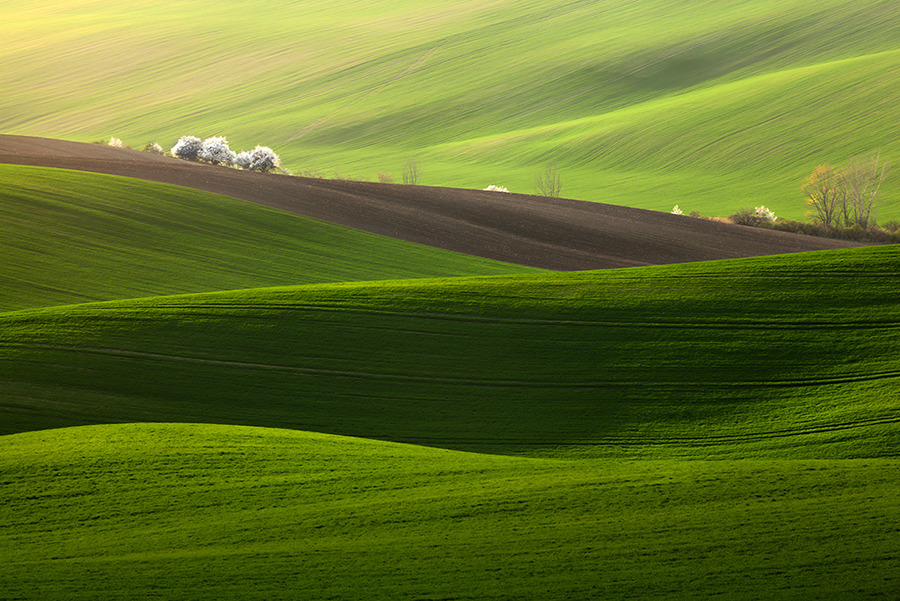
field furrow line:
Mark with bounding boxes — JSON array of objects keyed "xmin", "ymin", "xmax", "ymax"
[
  {"xmin": 393, "ymin": 415, "xmax": 900, "ymax": 448},
  {"xmin": 79, "ymin": 302, "xmax": 900, "ymax": 331},
  {"xmin": 4, "ymin": 343, "xmax": 900, "ymax": 390}
]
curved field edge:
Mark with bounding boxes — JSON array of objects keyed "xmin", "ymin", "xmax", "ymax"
[
  {"xmin": 1, "ymin": 244, "xmax": 897, "ymax": 459},
  {"xmin": 0, "ymin": 164, "xmax": 538, "ymax": 311},
  {"xmin": 0, "ymin": 136, "xmax": 862, "ymax": 273},
  {"xmin": 1, "ymin": 422, "xmax": 898, "ymax": 601}
]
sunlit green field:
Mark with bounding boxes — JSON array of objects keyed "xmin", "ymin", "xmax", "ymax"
[
  {"xmin": 0, "ymin": 164, "xmax": 537, "ymax": 311},
  {"xmin": 2, "ymin": 0, "xmax": 898, "ymax": 218},
  {"xmin": 2, "ymin": 423, "xmax": 897, "ymax": 600}
]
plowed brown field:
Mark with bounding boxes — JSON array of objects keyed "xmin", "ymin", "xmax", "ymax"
[{"xmin": 0, "ymin": 135, "xmax": 858, "ymax": 270}]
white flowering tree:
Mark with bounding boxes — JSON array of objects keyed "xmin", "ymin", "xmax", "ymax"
[
  {"xmin": 246, "ymin": 146, "xmax": 281, "ymax": 173},
  {"xmin": 171, "ymin": 136, "xmax": 203, "ymax": 161},
  {"xmin": 235, "ymin": 151, "xmax": 253, "ymax": 170},
  {"xmin": 171, "ymin": 135, "xmax": 284, "ymax": 173},
  {"xmin": 198, "ymin": 136, "xmax": 237, "ymax": 166},
  {"xmin": 483, "ymin": 185, "xmax": 510, "ymax": 192}
]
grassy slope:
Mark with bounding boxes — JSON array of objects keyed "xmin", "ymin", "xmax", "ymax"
[
  {"xmin": 1, "ymin": 423, "xmax": 897, "ymax": 600},
  {"xmin": 0, "ymin": 164, "xmax": 537, "ymax": 311},
  {"xmin": 2, "ymin": 244, "xmax": 897, "ymax": 459},
  {"xmin": 2, "ymin": 0, "xmax": 898, "ymax": 219}
]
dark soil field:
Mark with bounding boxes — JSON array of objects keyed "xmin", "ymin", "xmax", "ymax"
[{"xmin": 0, "ymin": 135, "xmax": 858, "ymax": 270}]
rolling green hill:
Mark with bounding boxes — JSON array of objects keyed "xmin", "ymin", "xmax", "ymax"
[
  {"xmin": 3, "ymin": 3, "xmax": 899, "ymax": 597},
  {"xmin": 3, "ymin": 244, "xmax": 897, "ymax": 459},
  {"xmin": 1, "ymin": 423, "xmax": 898, "ymax": 600},
  {"xmin": 2, "ymin": 0, "xmax": 898, "ymax": 219},
  {"xmin": 0, "ymin": 164, "xmax": 537, "ymax": 312}
]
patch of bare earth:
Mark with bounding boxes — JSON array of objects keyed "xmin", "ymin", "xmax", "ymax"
[{"xmin": 0, "ymin": 135, "xmax": 859, "ymax": 270}]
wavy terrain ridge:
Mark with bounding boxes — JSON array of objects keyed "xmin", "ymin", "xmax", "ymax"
[
  {"xmin": 2, "ymin": 2, "xmax": 899, "ymax": 597},
  {"xmin": 0, "ymin": 136, "xmax": 857, "ymax": 273},
  {"xmin": 1, "ymin": 165, "xmax": 898, "ymax": 598},
  {"xmin": 2, "ymin": 244, "xmax": 897, "ymax": 459},
  {"xmin": 0, "ymin": 161, "xmax": 539, "ymax": 312}
]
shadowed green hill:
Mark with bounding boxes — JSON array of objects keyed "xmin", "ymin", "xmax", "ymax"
[
  {"xmin": 2, "ymin": 244, "xmax": 897, "ymax": 458},
  {"xmin": 1, "ymin": 423, "xmax": 897, "ymax": 600},
  {"xmin": 0, "ymin": 164, "xmax": 537, "ymax": 311},
  {"xmin": 2, "ymin": 0, "xmax": 898, "ymax": 219}
]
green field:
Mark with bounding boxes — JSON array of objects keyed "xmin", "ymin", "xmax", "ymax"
[
  {"xmin": 2, "ymin": 236, "xmax": 898, "ymax": 598},
  {"xmin": 3, "ymin": 1, "xmax": 899, "ymax": 597},
  {"xmin": 2, "ymin": 423, "xmax": 897, "ymax": 600},
  {"xmin": 3, "ymin": 244, "xmax": 898, "ymax": 458},
  {"xmin": 2, "ymin": 0, "xmax": 897, "ymax": 219},
  {"xmin": 0, "ymin": 164, "xmax": 537, "ymax": 312}
]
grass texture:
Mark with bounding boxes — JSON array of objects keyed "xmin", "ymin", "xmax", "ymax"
[
  {"xmin": 2, "ymin": 0, "xmax": 898, "ymax": 219},
  {"xmin": 0, "ymin": 164, "xmax": 538, "ymax": 312},
  {"xmin": 1, "ymin": 423, "xmax": 897, "ymax": 600},
  {"xmin": 2, "ymin": 219, "xmax": 897, "ymax": 598},
  {"xmin": 2, "ymin": 244, "xmax": 897, "ymax": 459}
]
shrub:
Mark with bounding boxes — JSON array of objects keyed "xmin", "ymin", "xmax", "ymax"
[
  {"xmin": 772, "ymin": 219, "xmax": 828, "ymax": 237},
  {"xmin": 671, "ymin": 205, "xmax": 683, "ymax": 215},
  {"xmin": 198, "ymin": 136, "xmax": 236, "ymax": 166},
  {"xmin": 730, "ymin": 207, "xmax": 762, "ymax": 226},
  {"xmin": 171, "ymin": 136, "xmax": 203, "ymax": 161},
  {"xmin": 881, "ymin": 220, "xmax": 900, "ymax": 233},
  {"xmin": 142, "ymin": 142, "xmax": 165, "ymax": 155},
  {"xmin": 377, "ymin": 172, "xmax": 394, "ymax": 184},
  {"xmin": 730, "ymin": 206, "xmax": 777, "ymax": 227},
  {"xmin": 484, "ymin": 185, "xmax": 510, "ymax": 192},
  {"xmin": 107, "ymin": 137, "xmax": 124, "ymax": 148},
  {"xmin": 754, "ymin": 205, "xmax": 777, "ymax": 223}
]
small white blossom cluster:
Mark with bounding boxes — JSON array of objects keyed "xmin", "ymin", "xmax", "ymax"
[
  {"xmin": 171, "ymin": 136, "xmax": 282, "ymax": 173},
  {"xmin": 107, "ymin": 137, "xmax": 124, "ymax": 148},
  {"xmin": 483, "ymin": 185, "xmax": 510, "ymax": 192},
  {"xmin": 671, "ymin": 204, "xmax": 683, "ymax": 215},
  {"xmin": 754, "ymin": 205, "xmax": 777, "ymax": 222}
]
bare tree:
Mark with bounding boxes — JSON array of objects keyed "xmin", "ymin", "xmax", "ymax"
[
  {"xmin": 802, "ymin": 164, "xmax": 843, "ymax": 227},
  {"xmin": 402, "ymin": 158, "xmax": 420, "ymax": 185},
  {"xmin": 535, "ymin": 162, "xmax": 562, "ymax": 198},
  {"xmin": 803, "ymin": 154, "xmax": 890, "ymax": 229},
  {"xmin": 842, "ymin": 152, "xmax": 888, "ymax": 228}
]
